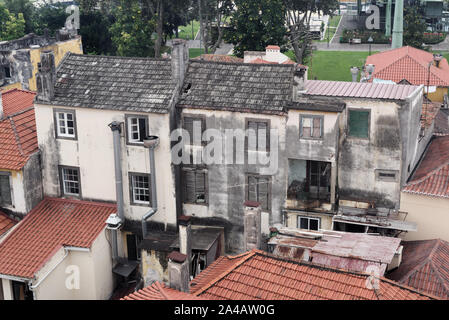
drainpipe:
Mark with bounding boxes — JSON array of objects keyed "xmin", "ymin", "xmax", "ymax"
[
  {"xmin": 108, "ymin": 121, "xmax": 125, "ymax": 262},
  {"xmin": 142, "ymin": 136, "xmax": 160, "ymax": 239}
]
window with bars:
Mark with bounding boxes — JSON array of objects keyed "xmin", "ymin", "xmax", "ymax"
[
  {"xmin": 246, "ymin": 175, "xmax": 271, "ymax": 211},
  {"xmin": 59, "ymin": 166, "xmax": 81, "ymax": 197},
  {"xmin": 348, "ymin": 109, "xmax": 370, "ymax": 138},
  {"xmin": 0, "ymin": 173, "xmax": 12, "ymax": 206},
  {"xmin": 54, "ymin": 110, "xmax": 76, "ymax": 139},
  {"xmin": 129, "ymin": 173, "xmax": 151, "ymax": 205},
  {"xmin": 300, "ymin": 115, "xmax": 323, "ymax": 139},
  {"xmin": 183, "ymin": 168, "xmax": 207, "ymax": 204},
  {"xmin": 297, "ymin": 216, "xmax": 320, "ymax": 231},
  {"xmin": 246, "ymin": 120, "xmax": 270, "ymax": 152},
  {"xmin": 183, "ymin": 116, "xmax": 205, "ymax": 146},
  {"xmin": 126, "ymin": 115, "xmax": 148, "ymax": 144}
]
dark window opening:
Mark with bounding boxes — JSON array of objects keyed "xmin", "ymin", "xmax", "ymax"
[
  {"xmin": 297, "ymin": 216, "xmax": 320, "ymax": 231},
  {"xmin": 0, "ymin": 174, "xmax": 12, "ymax": 206},
  {"xmin": 348, "ymin": 110, "xmax": 370, "ymax": 138},
  {"xmin": 126, "ymin": 116, "xmax": 148, "ymax": 144},
  {"xmin": 4, "ymin": 66, "xmax": 11, "ymax": 78},
  {"xmin": 126, "ymin": 234, "xmax": 141, "ymax": 261},
  {"xmin": 333, "ymin": 222, "xmax": 366, "ymax": 233},
  {"xmin": 12, "ymin": 281, "xmax": 33, "ymax": 300}
]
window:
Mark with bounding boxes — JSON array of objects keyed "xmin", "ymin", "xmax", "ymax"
[
  {"xmin": 300, "ymin": 115, "xmax": 323, "ymax": 139},
  {"xmin": 0, "ymin": 173, "xmax": 12, "ymax": 206},
  {"xmin": 246, "ymin": 119, "xmax": 270, "ymax": 151},
  {"xmin": 4, "ymin": 65, "xmax": 11, "ymax": 79},
  {"xmin": 126, "ymin": 115, "xmax": 148, "ymax": 144},
  {"xmin": 54, "ymin": 109, "xmax": 77, "ymax": 139},
  {"xmin": 12, "ymin": 281, "xmax": 33, "ymax": 300},
  {"xmin": 246, "ymin": 175, "xmax": 271, "ymax": 211},
  {"xmin": 183, "ymin": 116, "xmax": 205, "ymax": 145},
  {"xmin": 126, "ymin": 234, "xmax": 142, "ymax": 261},
  {"xmin": 297, "ymin": 216, "xmax": 320, "ymax": 231},
  {"xmin": 183, "ymin": 168, "xmax": 207, "ymax": 204},
  {"xmin": 348, "ymin": 109, "xmax": 370, "ymax": 138},
  {"xmin": 375, "ymin": 169, "xmax": 398, "ymax": 182},
  {"xmin": 59, "ymin": 166, "xmax": 81, "ymax": 197},
  {"xmin": 129, "ymin": 173, "xmax": 151, "ymax": 205}
]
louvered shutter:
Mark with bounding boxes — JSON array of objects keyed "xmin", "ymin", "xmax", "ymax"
[
  {"xmin": 184, "ymin": 170, "xmax": 196, "ymax": 203},
  {"xmin": 257, "ymin": 122, "xmax": 268, "ymax": 151},
  {"xmin": 0, "ymin": 175, "xmax": 12, "ymax": 205},
  {"xmin": 247, "ymin": 176, "xmax": 257, "ymax": 202},
  {"xmin": 195, "ymin": 171, "xmax": 206, "ymax": 203},
  {"xmin": 258, "ymin": 177, "xmax": 269, "ymax": 210},
  {"xmin": 349, "ymin": 110, "xmax": 369, "ymax": 138},
  {"xmin": 183, "ymin": 117, "xmax": 194, "ymax": 144},
  {"xmin": 247, "ymin": 121, "xmax": 258, "ymax": 151},
  {"xmin": 312, "ymin": 118, "xmax": 321, "ymax": 138}
]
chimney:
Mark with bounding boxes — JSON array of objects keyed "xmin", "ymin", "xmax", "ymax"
[
  {"xmin": 243, "ymin": 201, "xmax": 262, "ymax": 251},
  {"xmin": 36, "ymin": 51, "xmax": 56, "ymax": 102},
  {"xmin": 293, "ymin": 66, "xmax": 307, "ymax": 100},
  {"xmin": 433, "ymin": 54, "xmax": 443, "ymax": 68},
  {"xmin": 171, "ymin": 39, "xmax": 188, "ymax": 86},
  {"xmin": 178, "ymin": 215, "xmax": 192, "ymax": 276},
  {"xmin": 266, "ymin": 45, "xmax": 280, "ymax": 62},
  {"xmin": 168, "ymin": 251, "xmax": 190, "ymax": 293},
  {"xmin": 0, "ymin": 91, "xmax": 3, "ymax": 120},
  {"xmin": 350, "ymin": 66, "xmax": 359, "ymax": 82}
]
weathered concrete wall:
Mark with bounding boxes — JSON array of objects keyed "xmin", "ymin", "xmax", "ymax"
[
  {"xmin": 34, "ymin": 104, "xmax": 177, "ymax": 228},
  {"xmin": 22, "ymin": 152, "xmax": 43, "ymax": 213},
  {"xmin": 0, "ymin": 50, "xmax": 33, "ymax": 91},
  {"xmin": 0, "ymin": 169, "xmax": 27, "ymax": 216},
  {"xmin": 179, "ymin": 108, "xmax": 287, "ymax": 254},
  {"xmin": 141, "ymin": 249, "xmax": 169, "ymax": 286},
  {"xmin": 338, "ymin": 99, "xmax": 403, "ymax": 208}
]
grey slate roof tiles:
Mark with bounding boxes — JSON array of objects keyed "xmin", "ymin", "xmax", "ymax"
[
  {"xmin": 177, "ymin": 60, "xmax": 295, "ymax": 115},
  {"xmin": 45, "ymin": 53, "xmax": 176, "ymax": 113}
]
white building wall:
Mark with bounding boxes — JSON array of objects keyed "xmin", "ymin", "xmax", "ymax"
[
  {"xmin": 0, "ymin": 170, "xmax": 27, "ymax": 215},
  {"xmin": 34, "ymin": 104, "xmax": 177, "ymax": 227}
]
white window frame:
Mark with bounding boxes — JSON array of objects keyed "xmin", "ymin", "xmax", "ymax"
[
  {"xmin": 60, "ymin": 166, "xmax": 81, "ymax": 197},
  {"xmin": 130, "ymin": 173, "xmax": 150, "ymax": 205},
  {"xmin": 126, "ymin": 116, "xmax": 148, "ymax": 144},
  {"xmin": 297, "ymin": 216, "xmax": 320, "ymax": 231},
  {"xmin": 55, "ymin": 111, "xmax": 76, "ymax": 139}
]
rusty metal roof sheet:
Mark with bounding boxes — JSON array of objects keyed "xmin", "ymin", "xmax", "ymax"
[{"xmin": 304, "ymin": 80, "xmax": 421, "ymax": 101}]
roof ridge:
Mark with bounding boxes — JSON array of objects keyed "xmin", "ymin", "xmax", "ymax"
[
  {"xmin": 193, "ymin": 250, "xmax": 257, "ymax": 296},
  {"xmin": 44, "ymin": 196, "xmax": 117, "ymax": 208},
  {"xmin": 8, "ymin": 117, "xmax": 25, "ymax": 157},
  {"xmin": 155, "ymin": 281, "xmax": 169, "ymax": 300},
  {"xmin": 406, "ymin": 162, "xmax": 449, "ymax": 186},
  {"xmin": 189, "ymin": 58, "xmax": 296, "ymax": 68},
  {"xmin": 68, "ymin": 53, "xmax": 170, "ymax": 62}
]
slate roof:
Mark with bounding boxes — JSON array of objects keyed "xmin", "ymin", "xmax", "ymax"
[
  {"xmin": 304, "ymin": 80, "xmax": 421, "ymax": 101},
  {"xmin": 388, "ymin": 239, "xmax": 449, "ymax": 299},
  {"xmin": 189, "ymin": 250, "xmax": 436, "ymax": 300},
  {"xmin": 288, "ymin": 99, "xmax": 346, "ymax": 112},
  {"xmin": 0, "ymin": 90, "xmax": 38, "ymax": 171},
  {"xmin": 122, "ymin": 281, "xmax": 204, "ymax": 300},
  {"xmin": 177, "ymin": 60, "xmax": 294, "ymax": 115},
  {"xmin": 403, "ymin": 136, "xmax": 449, "ymax": 198},
  {"xmin": 44, "ymin": 53, "xmax": 177, "ymax": 113},
  {"xmin": 0, "ymin": 197, "xmax": 116, "ymax": 278},
  {"xmin": 366, "ymin": 46, "xmax": 449, "ymax": 87},
  {"xmin": 0, "ymin": 211, "xmax": 16, "ymax": 237}
]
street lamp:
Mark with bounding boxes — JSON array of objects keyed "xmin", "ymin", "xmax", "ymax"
[{"xmin": 368, "ymin": 36, "xmax": 373, "ymax": 56}]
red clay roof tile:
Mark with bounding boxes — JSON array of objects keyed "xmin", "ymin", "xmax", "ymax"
[
  {"xmin": 122, "ymin": 281, "xmax": 204, "ymax": 300},
  {"xmin": 0, "ymin": 197, "xmax": 116, "ymax": 278},
  {"xmin": 0, "ymin": 211, "xmax": 16, "ymax": 237},
  {"xmin": 1, "ymin": 89, "xmax": 36, "ymax": 117}
]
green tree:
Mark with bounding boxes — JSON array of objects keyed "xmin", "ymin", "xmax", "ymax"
[
  {"xmin": 109, "ymin": 0, "xmax": 156, "ymax": 57},
  {"xmin": 4, "ymin": 0, "xmax": 36, "ymax": 34},
  {"xmin": 0, "ymin": 5, "xmax": 26, "ymax": 41},
  {"xmin": 33, "ymin": 2, "xmax": 68, "ymax": 35},
  {"xmin": 403, "ymin": 5, "xmax": 426, "ymax": 49},
  {"xmin": 225, "ymin": 0, "xmax": 287, "ymax": 58}
]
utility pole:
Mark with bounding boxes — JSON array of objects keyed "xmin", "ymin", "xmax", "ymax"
[
  {"xmin": 392, "ymin": 0, "xmax": 404, "ymax": 49},
  {"xmin": 385, "ymin": 0, "xmax": 392, "ymax": 37}
]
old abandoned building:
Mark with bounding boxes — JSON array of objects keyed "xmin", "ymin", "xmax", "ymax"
[{"xmin": 0, "ymin": 30, "xmax": 83, "ymax": 92}]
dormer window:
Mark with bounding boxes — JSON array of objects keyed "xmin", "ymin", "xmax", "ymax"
[{"xmin": 126, "ymin": 115, "xmax": 148, "ymax": 145}]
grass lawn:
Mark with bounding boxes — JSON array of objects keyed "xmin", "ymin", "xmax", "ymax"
[
  {"xmin": 306, "ymin": 51, "xmax": 376, "ymax": 81},
  {"xmin": 189, "ymin": 48, "xmax": 204, "ymax": 58},
  {"xmin": 315, "ymin": 15, "xmax": 341, "ymax": 43},
  {"xmin": 178, "ymin": 21, "xmax": 200, "ymax": 40}
]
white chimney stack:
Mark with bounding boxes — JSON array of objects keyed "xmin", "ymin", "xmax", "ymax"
[
  {"xmin": 0, "ymin": 91, "xmax": 4, "ymax": 120},
  {"xmin": 265, "ymin": 45, "xmax": 281, "ymax": 62},
  {"xmin": 168, "ymin": 251, "xmax": 190, "ymax": 293},
  {"xmin": 178, "ymin": 215, "xmax": 192, "ymax": 276}
]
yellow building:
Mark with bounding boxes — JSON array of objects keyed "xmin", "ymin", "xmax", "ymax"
[{"xmin": 0, "ymin": 32, "xmax": 83, "ymax": 92}]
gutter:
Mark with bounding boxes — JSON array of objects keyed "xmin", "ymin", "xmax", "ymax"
[
  {"xmin": 142, "ymin": 136, "xmax": 160, "ymax": 239},
  {"xmin": 29, "ymin": 248, "xmax": 69, "ymax": 290}
]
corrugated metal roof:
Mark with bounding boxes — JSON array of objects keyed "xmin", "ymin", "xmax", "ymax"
[{"xmin": 304, "ymin": 80, "xmax": 420, "ymax": 100}]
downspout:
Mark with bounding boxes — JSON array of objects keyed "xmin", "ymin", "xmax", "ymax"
[
  {"xmin": 108, "ymin": 121, "xmax": 125, "ymax": 261},
  {"xmin": 142, "ymin": 136, "xmax": 160, "ymax": 239}
]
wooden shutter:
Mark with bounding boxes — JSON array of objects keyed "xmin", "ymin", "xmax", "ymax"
[
  {"xmin": 247, "ymin": 176, "xmax": 257, "ymax": 202},
  {"xmin": 0, "ymin": 175, "xmax": 12, "ymax": 205},
  {"xmin": 138, "ymin": 118, "xmax": 147, "ymax": 141},
  {"xmin": 184, "ymin": 169, "xmax": 196, "ymax": 203},
  {"xmin": 258, "ymin": 177, "xmax": 269, "ymax": 210},
  {"xmin": 183, "ymin": 117, "xmax": 194, "ymax": 144},
  {"xmin": 257, "ymin": 122, "xmax": 268, "ymax": 151},
  {"xmin": 247, "ymin": 121, "xmax": 258, "ymax": 151},
  {"xmin": 312, "ymin": 117, "xmax": 322, "ymax": 138},
  {"xmin": 349, "ymin": 110, "xmax": 369, "ymax": 138},
  {"xmin": 195, "ymin": 171, "xmax": 206, "ymax": 203}
]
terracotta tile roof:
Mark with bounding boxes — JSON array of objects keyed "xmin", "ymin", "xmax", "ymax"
[
  {"xmin": 421, "ymin": 101, "xmax": 441, "ymax": 129},
  {"xmin": 250, "ymin": 58, "xmax": 278, "ymax": 64},
  {"xmin": 189, "ymin": 250, "xmax": 436, "ymax": 300},
  {"xmin": 0, "ymin": 197, "xmax": 116, "ymax": 278},
  {"xmin": 404, "ymin": 136, "xmax": 449, "ymax": 198},
  {"xmin": 304, "ymin": 80, "xmax": 420, "ymax": 101},
  {"xmin": 434, "ymin": 108, "xmax": 449, "ymax": 136},
  {"xmin": 388, "ymin": 239, "xmax": 449, "ymax": 299},
  {"xmin": 0, "ymin": 89, "xmax": 38, "ymax": 171},
  {"xmin": 195, "ymin": 54, "xmax": 244, "ymax": 63},
  {"xmin": 366, "ymin": 46, "xmax": 449, "ymax": 87},
  {"xmin": 122, "ymin": 281, "xmax": 204, "ymax": 300},
  {"xmin": 1, "ymin": 89, "xmax": 36, "ymax": 117},
  {"xmin": 0, "ymin": 211, "xmax": 16, "ymax": 237}
]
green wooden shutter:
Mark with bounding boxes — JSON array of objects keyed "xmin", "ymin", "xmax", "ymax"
[
  {"xmin": 349, "ymin": 110, "xmax": 369, "ymax": 138},
  {"xmin": 0, "ymin": 175, "xmax": 12, "ymax": 205}
]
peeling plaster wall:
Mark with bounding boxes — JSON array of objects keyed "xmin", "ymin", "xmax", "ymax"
[
  {"xmin": 179, "ymin": 108, "xmax": 287, "ymax": 254},
  {"xmin": 141, "ymin": 249, "xmax": 169, "ymax": 287},
  {"xmin": 34, "ymin": 104, "xmax": 177, "ymax": 228},
  {"xmin": 22, "ymin": 152, "xmax": 43, "ymax": 213}
]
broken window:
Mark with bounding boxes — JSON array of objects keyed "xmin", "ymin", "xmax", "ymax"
[
  {"xmin": 54, "ymin": 109, "xmax": 76, "ymax": 139},
  {"xmin": 287, "ymin": 160, "xmax": 330, "ymax": 203},
  {"xmin": 126, "ymin": 115, "xmax": 148, "ymax": 144},
  {"xmin": 59, "ymin": 166, "xmax": 81, "ymax": 197},
  {"xmin": 247, "ymin": 119, "xmax": 270, "ymax": 152},
  {"xmin": 0, "ymin": 173, "xmax": 12, "ymax": 206},
  {"xmin": 129, "ymin": 173, "xmax": 151, "ymax": 205},
  {"xmin": 348, "ymin": 109, "xmax": 370, "ymax": 138},
  {"xmin": 183, "ymin": 168, "xmax": 207, "ymax": 204},
  {"xmin": 300, "ymin": 115, "xmax": 323, "ymax": 139},
  {"xmin": 183, "ymin": 116, "xmax": 205, "ymax": 145},
  {"xmin": 297, "ymin": 216, "xmax": 320, "ymax": 231},
  {"xmin": 246, "ymin": 174, "xmax": 271, "ymax": 211}
]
